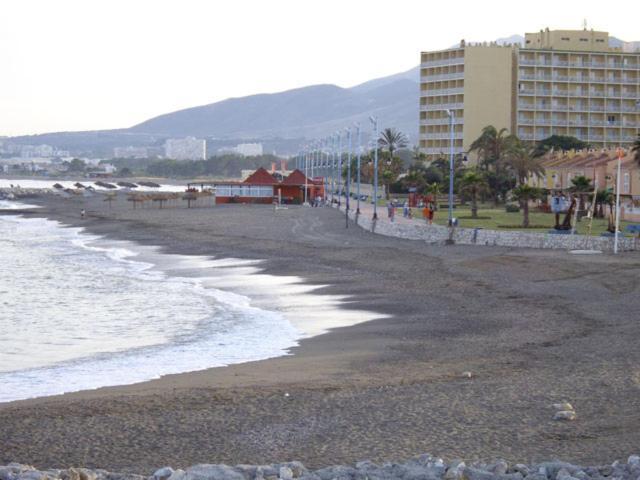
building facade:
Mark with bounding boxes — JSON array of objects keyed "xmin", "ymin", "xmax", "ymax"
[
  {"xmin": 164, "ymin": 137, "xmax": 206, "ymax": 160},
  {"xmin": 420, "ymin": 28, "xmax": 640, "ymax": 161}
]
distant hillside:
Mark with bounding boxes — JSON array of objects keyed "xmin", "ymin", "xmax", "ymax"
[{"xmin": 129, "ymin": 75, "xmax": 419, "ymax": 142}]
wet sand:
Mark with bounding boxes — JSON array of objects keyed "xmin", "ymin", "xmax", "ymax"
[{"xmin": 2, "ymin": 193, "xmax": 640, "ymax": 473}]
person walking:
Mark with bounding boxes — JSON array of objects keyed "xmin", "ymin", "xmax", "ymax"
[
  {"xmin": 387, "ymin": 201, "xmax": 395, "ymax": 223},
  {"xmin": 403, "ymin": 201, "xmax": 409, "ymax": 218},
  {"xmin": 422, "ymin": 203, "xmax": 430, "ymax": 225},
  {"xmin": 427, "ymin": 202, "xmax": 435, "ymax": 225}
]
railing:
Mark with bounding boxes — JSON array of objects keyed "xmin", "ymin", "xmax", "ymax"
[
  {"xmin": 421, "ymin": 57, "xmax": 464, "ymax": 67},
  {"xmin": 422, "ymin": 88, "xmax": 464, "ymax": 97},
  {"xmin": 421, "ymin": 117, "xmax": 463, "ymax": 125},
  {"xmin": 518, "ymin": 59, "xmax": 640, "ymax": 69},
  {"xmin": 420, "ymin": 102, "xmax": 464, "ymax": 111},
  {"xmin": 423, "ymin": 133, "xmax": 464, "ymax": 140},
  {"xmin": 420, "ymin": 72, "xmax": 464, "ymax": 82},
  {"xmin": 423, "ymin": 147, "xmax": 465, "ymax": 154}
]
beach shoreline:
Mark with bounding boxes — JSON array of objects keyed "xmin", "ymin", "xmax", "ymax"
[{"xmin": 1, "ymin": 193, "xmax": 640, "ymax": 473}]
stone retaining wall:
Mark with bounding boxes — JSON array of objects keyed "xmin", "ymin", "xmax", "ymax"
[{"xmin": 348, "ymin": 211, "xmax": 637, "ymax": 253}]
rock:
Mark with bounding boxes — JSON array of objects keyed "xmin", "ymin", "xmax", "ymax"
[
  {"xmin": 489, "ymin": 462, "xmax": 509, "ymax": 476},
  {"xmin": 185, "ymin": 465, "xmax": 245, "ymax": 480},
  {"xmin": 552, "ymin": 403, "xmax": 574, "ymax": 412},
  {"xmin": 313, "ymin": 466, "xmax": 356, "ymax": 480},
  {"xmin": 513, "ymin": 466, "xmax": 530, "ymax": 477},
  {"xmin": 445, "ymin": 462, "xmax": 467, "ymax": 480},
  {"xmin": 553, "ymin": 411, "xmax": 576, "ymax": 421},
  {"xmin": 628, "ymin": 456, "xmax": 640, "ymax": 467},
  {"xmin": 461, "ymin": 467, "xmax": 495, "ymax": 480},
  {"xmin": 279, "ymin": 468, "xmax": 293, "ymax": 480},
  {"xmin": 524, "ymin": 474, "xmax": 547, "ymax": 480},
  {"xmin": 168, "ymin": 471, "xmax": 186, "ymax": 480},
  {"xmin": 17, "ymin": 472, "xmax": 47, "ymax": 480},
  {"xmin": 461, "ymin": 372, "xmax": 473, "ymax": 379},
  {"xmin": 278, "ymin": 464, "xmax": 307, "ymax": 478},
  {"xmin": 153, "ymin": 469, "xmax": 174, "ymax": 480}
]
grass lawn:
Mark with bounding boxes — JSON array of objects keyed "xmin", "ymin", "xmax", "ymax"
[{"xmin": 413, "ymin": 203, "xmax": 635, "ymax": 237}]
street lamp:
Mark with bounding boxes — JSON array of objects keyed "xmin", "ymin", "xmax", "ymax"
[
  {"xmin": 355, "ymin": 122, "xmax": 361, "ymax": 216},
  {"xmin": 446, "ymin": 109, "xmax": 455, "ymax": 227},
  {"xmin": 337, "ymin": 131, "xmax": 343, "ymax": 207},
  {"xmin": 330, "ymin": 134, "xmax": 336, "ymax": 205},
  {"xmin": 345, "ymin": 127, "xmax": 352, "ymax": 228},
  {"xmin": 369, "ymin": 115, "xmax": 379, "ymax": 220}
]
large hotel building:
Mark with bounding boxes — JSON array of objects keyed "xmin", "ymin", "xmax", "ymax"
[{"xmin": 419, "ymin": 28, "xmax": 640, "ymax": 160}]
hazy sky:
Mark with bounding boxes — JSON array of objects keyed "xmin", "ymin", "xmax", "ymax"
[{"xmin": 1, "ymin": 0, "xmax": 638, "ymax": 137}]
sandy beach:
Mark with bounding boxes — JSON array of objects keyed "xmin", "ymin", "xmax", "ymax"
[{"xmin": 1, "ymin": 193, "xmax": 640, "ymax": 473}]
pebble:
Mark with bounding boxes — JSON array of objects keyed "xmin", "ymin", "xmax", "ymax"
[{"xmin": 553, "ymin": 410, "xmax": 577, "ymax": 421}]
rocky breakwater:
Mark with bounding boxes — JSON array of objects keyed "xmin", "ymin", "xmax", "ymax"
[
  {"xmin": 2, "ymin": 455, "xmax": 640, "ymax": 480},
  {"xmin": 0, "ymin": 187, "xmax": 51, "ymax": 200}
]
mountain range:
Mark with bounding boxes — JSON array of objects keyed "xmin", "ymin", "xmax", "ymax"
[{"xmin": 8, "ymin": 34, "xmax": 639, "ymax": 157}]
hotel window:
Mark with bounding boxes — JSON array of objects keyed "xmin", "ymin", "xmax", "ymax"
[
  {"xmin": 561, "ymin": 37, "xmax": 570, "ymax": 41},
  {"xmin": 580, "ymin": 38, "xmax": 588, "ymax": 42},
  {"xmin": 623, "ymin": 173, "xmax": 630, "ymax": 194}
]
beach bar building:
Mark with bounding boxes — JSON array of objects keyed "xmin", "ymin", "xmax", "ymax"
[
  {"xmin": 278, "ymin": 169, "xmax": 324, "ymax": 204},
  {"xmin": 190, "ymin": 167, "xmax": 325, "ymax": 205}
]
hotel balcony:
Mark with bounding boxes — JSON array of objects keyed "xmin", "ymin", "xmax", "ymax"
[
  {"xmin": 421, "ymin": 87, "xmax": 465, "ymax": 97},
  {"xmin": 420, "ymin": 102, "xmax": 464, "ymax": 112}
]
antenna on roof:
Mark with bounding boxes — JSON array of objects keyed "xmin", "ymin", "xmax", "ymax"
[{"xmin": 583, "ymin": 19, "xmax": 588, "ymax": 30}]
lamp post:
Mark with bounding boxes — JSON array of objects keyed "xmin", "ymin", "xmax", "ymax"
[
  {"xmin": 446, "ymin": 109, "xmax": 455, "ymax": 227},
  {"xmin": 337, "ymin": 131, "xmax": 343, "ymax": 206},
  {"xmin": 346, "ymin": 127, "xmax": 352, "ymax": 228},
  {"xmin": 355, "ymin": 122, "xmax": 361, "ymax": 216},
  {"xmin": 614, "ymin": 147, "xmax": 623, "ymax": 254},
  {"xmin": 330, "ymin": 135, "xmax": 336, "ymax": 205},
  {"xmin": 369, "ymin": 116, "xmax": 379, "ymax": 220},
  {"xmin": 304, "ymin": 147, "xmax": 309, "ymax": 205}
]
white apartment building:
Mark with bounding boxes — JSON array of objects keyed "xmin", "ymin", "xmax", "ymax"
[{"xmin": 164, "ymin": 137, "xmax": 207, "ymax": 160}]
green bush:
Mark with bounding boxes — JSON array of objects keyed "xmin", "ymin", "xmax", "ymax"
[{"xmin": 505, "ymin": 203, "xmax": 520, "ymax": 213}]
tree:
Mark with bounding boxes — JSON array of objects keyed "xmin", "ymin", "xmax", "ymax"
[
  {"xmin": 505, "ymin": 141, "xmax": 545, "ymax": 185},
  {"xmin": 459, "ymin": 170, "xmax": 488, "ymax": 219},
  {"xmin": 378, "ymin": 128, "xmax": 408, "ymax": 162},
  {"xmin": 570, "ymin": 175, "xmax": 592, "ymax": 212},
  {"xmin": 379, "ymin": 153, "xmax": 404, "ymax": 199},
  {"xmin": 633, "ymin": 133, "xmax": 640, "ymax": 167},
  {"xmin": 532, "ymin": 135, "xmax": 589, "ymax": 158},
  {"xmin": 65, "ymin": 158, "xmax": 86, "ymax": 172},
  {"xmin": 511, "ymin": 185, "xmax": 543, "ymax": 228},
  {"xmin": 468, "ymin": 126, "xmax": 515, "ymax": 172},
  {"xmin": 411, "ymin": 146, "xmax": 426, "ymax": 166},
  {"xmin": 118, "ymin": 167, "xmax": 132, "ymax": 177},
  {"xmin": 468, "ymin": 126, "xmax": 518, "ymax": 204}
]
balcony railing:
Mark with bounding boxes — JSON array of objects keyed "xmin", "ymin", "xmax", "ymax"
[
  {"xmin": 421, "ymin": 57, "xmax": 464, "ymax": 68},
  {"xmin": 423, "ymin": 133, "xmax": 463, "ymax": 140},
  {"xmin": 420, "ymin": 117, "xmax": 463, "ymax": 125},
  {"xmin": 420, "ymin": 72, "xmax": 465, "ymax": 82},
  {"xmin": 517, "ymin": 58, "xmax": 639, "ymax": 70},
  {"xmin": 420, "ymin": 102, "xmax": 464, "ymax": 111},
  {"xmin": 422, "ymin": 87, "xmax": 464, "ymax": 97}
]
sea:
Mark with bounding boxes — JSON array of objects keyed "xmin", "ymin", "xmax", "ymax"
[{"xmin": 0, "ymin": 200, "xmax": 381, "ymax": 403}]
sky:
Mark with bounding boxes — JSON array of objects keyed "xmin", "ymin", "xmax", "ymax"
[{"xmin": 1, "ymin": 0, "xmax": 638, "ymax": 137}]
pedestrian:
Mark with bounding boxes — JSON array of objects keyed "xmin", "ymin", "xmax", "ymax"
[
  {"xmin": 387, "ymin": 201, "xmax": 395, "ymax": 222},
  {"xmin": 422, "ymin": 204, "xmax": 430, "ymax": 224},
  {"xmin": 80, "ymin": 209, "xmax": 86, "ymax": 219},
  {"xmin": 403, "ymin": 201, "xmax": 409, "ymax": 218},
  {"xmin": 428, "ymin": 202, "xmax": 435, "ymax": 225}
]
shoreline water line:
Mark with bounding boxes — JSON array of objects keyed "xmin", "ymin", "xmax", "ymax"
[{"xmin": 0, "ymin": 201, "xmax": 386, "ymax": 404}]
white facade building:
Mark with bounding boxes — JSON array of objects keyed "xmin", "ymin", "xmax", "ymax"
[{"xmin": 164, "ymin": 137, "xmax": 206, "ymax": 160}]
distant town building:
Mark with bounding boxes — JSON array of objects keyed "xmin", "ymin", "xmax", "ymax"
[
  {"xmin": 113, "ymin": 146, "xmax": 149, "ymax": 159},
  {"xmin": 420, "ymin": 28, "xmax": 640, "ymax": 161},
  {"xmin": 164, "ymin": 137, "xmax": 206, "ymax": 160},
  {"xmin": 217, "ymin": 143, "xmax": 264, "ymax": 157}
]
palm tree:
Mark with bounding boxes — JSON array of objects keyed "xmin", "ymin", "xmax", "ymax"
[
  {"xmin": 378, "ymin": 128, "xmax": 408, "ymax": 162},
  {"xmin": 468, "ymin": 126, "xmax": 515, "ymax": 171},
  {"xmin": 570, "ymin": 175, "xmax": 592, "ymax": 212},
  {"xmin": 460, "ymin": 170, "xmax": 488, "ymax": 219},
  {"xmin": 511, "ymin": 185, "xmax": 543, "ymax": 228},
  {"xmin": 411, "ymin": 145, "xmax": 426, "ymax": 166},
  {"xmin": 505, "ymin": 141, "xmax": 545, "ymax": 185},
  {"xmin": 633, "ymin": 133, "xmax": 640, "ymax": 166}
]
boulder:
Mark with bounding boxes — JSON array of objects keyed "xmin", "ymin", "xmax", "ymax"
[
  {"xmin": 553, "ymin": 411, "xmax": 576, "ymax": 421},
  {"xmin": 185, "ymin": 466, "xmax": 245, "ymax": 480},
  {"xmin": 153, "ymin": 469, "xmax": 174, "ymax": 480},
  {"xmin": 628, "ymin": 456, "xmax": 640, "ymax": 467},
  {"xmin": 313, "ymin": 466, "xmax": 356, "ymax": 480}
]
